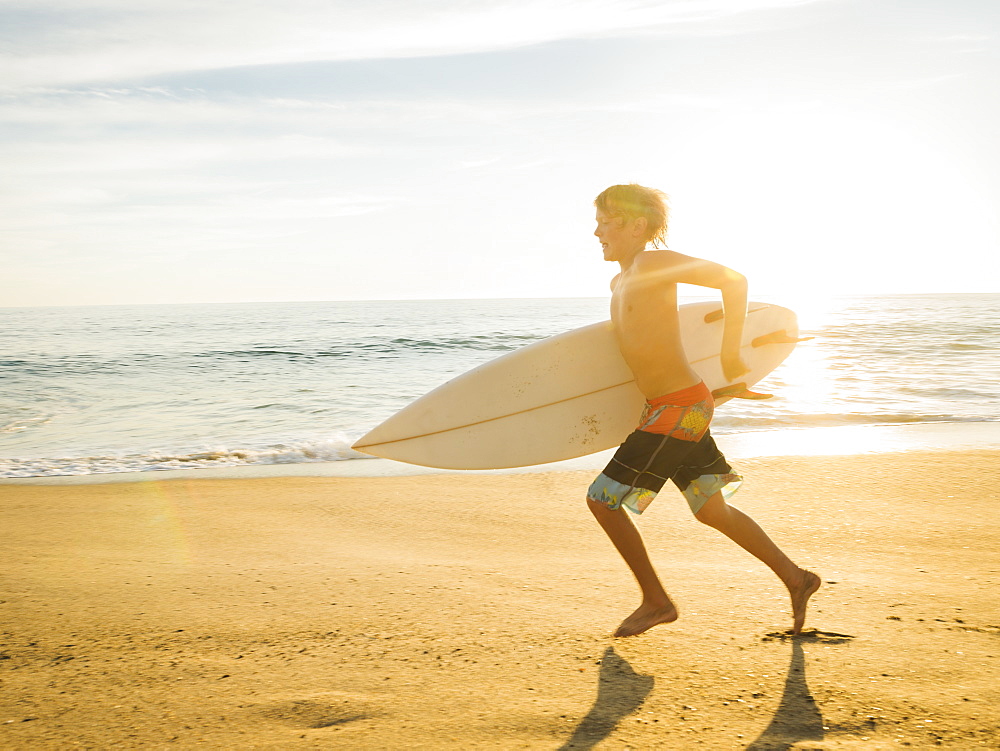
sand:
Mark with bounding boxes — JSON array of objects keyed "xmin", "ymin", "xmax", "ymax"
[{"xmin": 1, "ymin": 449, "xmax": 998, "ymax": 749}]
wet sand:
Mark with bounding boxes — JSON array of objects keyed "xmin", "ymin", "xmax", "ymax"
[{"xmin": 2, "ymin": 450, "xmax": 998, "ymax": 749}]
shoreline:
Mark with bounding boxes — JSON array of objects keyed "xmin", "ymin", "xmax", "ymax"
[
  {"xmin": 2, "ymin": 447, "xmax": 998, "ymax": 748},
  {"xmin": 4, "ymin": 419, "xmax": 1000, "ymax": 486}
]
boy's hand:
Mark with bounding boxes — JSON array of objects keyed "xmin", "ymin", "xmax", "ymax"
[{"xmin": 722, "ymin": 353, "xmax": 750, "ymax": 382}]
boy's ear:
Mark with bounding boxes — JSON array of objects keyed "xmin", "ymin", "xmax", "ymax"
[{"xmin": 632, "ymin": 215, "xmax": 648, "ymax": 237}]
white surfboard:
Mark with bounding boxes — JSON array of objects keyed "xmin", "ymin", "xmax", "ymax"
[{"xmin": 352, "ymin": 302, "xmax": 805, "ymax": 469}]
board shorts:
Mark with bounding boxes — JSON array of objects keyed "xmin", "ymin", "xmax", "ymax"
[{"xmin": 587, "ymin": 382, "xmax": 743, "ymax": 516}]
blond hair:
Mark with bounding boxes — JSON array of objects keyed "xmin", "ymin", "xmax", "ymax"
[{"xmin": 594, "ymin": 184, "xmax": 670, "ymax": 248}]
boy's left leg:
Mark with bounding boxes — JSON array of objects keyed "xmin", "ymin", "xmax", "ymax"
[{"xmin": 694, "ymin": 492, "xmax": 820, "ymax": 633}]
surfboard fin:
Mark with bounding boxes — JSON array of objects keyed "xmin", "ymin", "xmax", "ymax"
[
  {"xmin": 712, "ymin": 383, "xmax": 774, "ymax": 400},
  {"xmin": 752, "ymin": 329, "xmax": 814, "ymax": 348},
  {"xmin": 704, "ymin": 305, "xmax": 771, "ymax": 324}
]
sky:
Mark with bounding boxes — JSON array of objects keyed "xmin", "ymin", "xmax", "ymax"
[{"xmin": 2, "ymin": 0, "xmax": 998, "ymax": 307}]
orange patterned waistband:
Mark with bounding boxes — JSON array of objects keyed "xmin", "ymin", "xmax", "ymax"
[{"xmin": 645, "ymin": 381, "xmax": 712, "ymax": 408}]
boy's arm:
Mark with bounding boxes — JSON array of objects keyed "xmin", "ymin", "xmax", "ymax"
[
  {"xmin": 635, "ymin": 250, "xmax": 750, "ymax": 381},
  {"xmin": 718, "ymin": 274, "xmax": 749, "ymax": 382}
]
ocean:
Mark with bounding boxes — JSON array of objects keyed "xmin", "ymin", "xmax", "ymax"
[{"xmin": 1, "ymin": 294, "xmax": 998, "ymax": 478}]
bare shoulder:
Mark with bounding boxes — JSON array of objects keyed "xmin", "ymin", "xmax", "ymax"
[
  {"xmin": 610, "ymin": 272, "xmax": 621, "ymax": 292},
  {"xmin": 634, "ymin": 248, "xmax": 744, "ymax": 290},
  {"xmin": 633, "ymin": 249, "xmax": 695, "ymax": 271},
  {"xmin": 629, "ymin": 250, "xmax": 701, "ymax": 283}
]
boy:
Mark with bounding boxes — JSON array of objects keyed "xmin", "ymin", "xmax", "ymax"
[{"xmin": 587, "ymin": 184, "xmax": 820, "ymax": 637}]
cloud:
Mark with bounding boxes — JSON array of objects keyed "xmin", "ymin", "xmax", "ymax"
[
  {"xmin": 0, "ymin": 86, "xmax": 405, "ymax": 262},
  {"xmin": 1, "ymin": 0, "xmax": 831, "ymax": 89}
]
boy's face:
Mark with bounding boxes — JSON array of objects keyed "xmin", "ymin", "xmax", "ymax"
[{"xmin": 594, "ymin": 208, "xmax": 636, "ymax": 262}]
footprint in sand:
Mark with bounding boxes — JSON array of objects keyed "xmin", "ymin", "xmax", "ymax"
[
  {"xmin": 948, "ymin": 621, "xmax": 1000, "ymax": 635},
  {"xmin": 250, "ymin": 696, "xmax": 378, "ymax": 729},
  {"xmin": 761, "ymin": 629, "xmax": 856, "ymax": 644}
]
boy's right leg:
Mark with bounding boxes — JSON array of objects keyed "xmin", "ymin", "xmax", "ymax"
[{"xmin": 587, "ymin": 499, "xmax": 677, "ymax": 637}]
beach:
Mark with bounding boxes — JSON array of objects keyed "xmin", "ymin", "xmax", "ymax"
[
  {"xmin": 6, "ymin": 0, "xmax": 1000, "ymax": 746},
  {"xmin": 2, "ymin": 448, "xmax": 998, "ymax": 749}
]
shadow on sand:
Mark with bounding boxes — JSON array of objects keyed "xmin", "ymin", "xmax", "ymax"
[
  {"xmin": 746, "ymin": 629, "xmax": 855, "ymax": 751},
  {"xmin": 557, "ymin": 646, "xmax": 654, "ymax": 750}
]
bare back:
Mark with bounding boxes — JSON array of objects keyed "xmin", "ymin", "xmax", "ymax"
[{"xmin": 610, "ymin": 250, "xmax": 701, "ymax": 399}]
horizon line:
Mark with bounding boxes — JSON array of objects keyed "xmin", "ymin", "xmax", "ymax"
[{"xmin": 2, "ymin": 290, "xmax": 997, "ymax": 311}]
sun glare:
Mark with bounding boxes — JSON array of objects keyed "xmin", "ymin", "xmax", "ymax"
[{"xmin": 666, "ymin": 105, "xmax": 995, "ymax": 295}]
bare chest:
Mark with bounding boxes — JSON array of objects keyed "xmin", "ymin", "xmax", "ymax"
[{"xmin": 610, "ymin": 277, "xmax": 678, "ymax": 327}]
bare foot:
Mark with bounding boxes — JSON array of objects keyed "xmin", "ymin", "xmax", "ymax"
[
  {"xmin": 790, "ymin": 569, "xmax": 821, "ymax": 635},
  {"xmin": 613, "ymin": 601, "xmax": 678, "ymax": 638}
]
